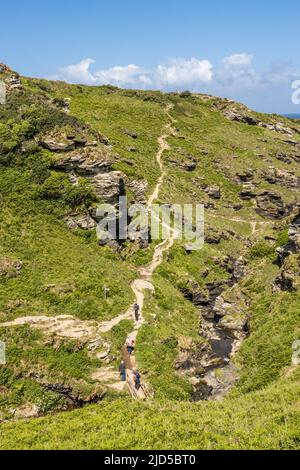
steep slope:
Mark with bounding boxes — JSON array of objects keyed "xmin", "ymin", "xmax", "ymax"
[{"xmin": 0, "ymin": 66, "xmax": 299, "ymax": 448}]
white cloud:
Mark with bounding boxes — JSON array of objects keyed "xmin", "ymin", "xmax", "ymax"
[
  {"xmin": 55, "ymin": 57, "xmax": 213, "ymax": 89},
  {"xmin": 223, "ymin": 53, "xmax": 253, "ymax": 67},
  {"xmin": 54, "ymin": 55, "xmax": 300, "ymax": 101},
  {"xmin": 139, "ymin": 74, "xmax": 153, "ymax": 86},
  {"xmin": 59, "ymin": 58, "xmax": 97, "ymax": 84},
  {"xmin": 155, "ymin": 58, "xmax": 213, "ymax": 86},
  {"xmin": 94, "ymin": 64, "xmax": 147, "ymax": 86},
  {"xmin": 215, "ymin": 53, "xmax": 260, "ymax": 90}
]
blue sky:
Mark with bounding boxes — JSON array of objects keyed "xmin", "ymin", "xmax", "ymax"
[{"xmin": 1, "ymin": 0, "xmax": 300, "ymax": 112}]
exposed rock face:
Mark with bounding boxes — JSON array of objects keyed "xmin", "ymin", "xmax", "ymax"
[
  {"xmin": 0, "ymin": 63, "xmax": 12, "ymax": 73},
  {"xmin": 12, "ymin": 404, "xmax": 40, "ymax": 419},
  {"xmin": 218, "ymin": 101, "xmax": 297, "ymax": 137},
  {"xmin": 213, "ymin": 292, "xmax": 248, "ymax": 339},
  {"xmin": 240, "ymin": 185, "xmax": 256, "ymax": 200},
  {"xmin": 39, "ymin": 381, "xmax": 106, "ymax": 408},
  {"xmin": 193, "ymin": 364, "xmax": 238, "ymax": 401},
  {"xmin": 176, "ymin": 255, "xmax": 249, "ymax": 401},
  {"xmin": 54, "ymin": 148, "xmax": 114, "ymax": 175},
  {"xmin": 275, "ymin": 152, "xmax": 296, "ymax": 165},
  {"xmin": 206, "ymin": 228, "xmax": 229, "ymax": 245},
  {"xmin": 204, "ymin": 185, "xmax": 221, "ymax": 199},
  {"xmin": 41, "ymin": 130, "xmax": 98, "ymax": 153},
  {"xmin": 0, "ymin": 64, "xmax": 22, "ymax": 91},
  {"xmin": 236, "ymin": 169, "xmax": 254, "ymax": 183},
  {"xmin": 168, "ymin": 156, "xmax": 197, "ymax": 172},
  {"xmin": 258, "ymin": 121, "xmax": 294, "ymax": 136},
  {"xmin": 256, "ymin": 191, "xmax": 288, "ymax": 219},
  {"xmin": 233, "ymin": 257, "xmax": 247, "ymax": 281},
  {"xmin": 92, "ymin": 171, "xmax": 126, "ymax": 204},
  {"xmin": 274, "ymin": 254, "xmax": 300, "ymax": 292},
  {"xmin": 287, "ymin": 213, "xmax": 300, "ymax": 252},
  {"xmin": 0, "ymin": 257, "xmax": 23, "ymax": 278},
  {"xmin": 127, "ymin": 179, "xmax": 148, "ymax": 203},
  {"xmin": 66, "ymin": 213, "xmax": 97, "ymax": 230},
  {"xmin": 174, "ymin": 340, "xmax": 224, "ymax": 378},
  {"xmin": 180, "ymin": 281, "xmax": 210, "ymax": 306},
  {"xmin": 274, "ymin": 212, "xmax": 300, "ymax": 292},
  {"xmin": 47, "ymin": 130, "xmax": 126, "ymax": 206},
  {"xmin": 224, "ymin": 109, "xmax": 259, "ymax": 126},
  {"xmin": 263, "ymin": 167, "xmax": 300, "ymax": 189},
  {"xmin": 5, "ymin": 75, "xmax": 22, "ymax": 91}
]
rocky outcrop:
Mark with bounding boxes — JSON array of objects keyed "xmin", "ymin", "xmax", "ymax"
[
  {"xmin": 218, "ymin": 100, "xmax": 297, "ymax": 137},
  {"xmin": 0, "ymin": 257, "xmax": 23, "ymax": 278},
  {"xmin": 262, "ymin": 167, "xmax": 300, "ymax": 189},
  {"xmin": 39, "ymin": 381, "xmax": 106, "ymax": 408},
  {"xmin": 66, "ymin": 213, "xmax": 97, "ymax": 230},
  {"xmin": 274, "ymin": 212, "xmax": 300, "ymax": 291},
  {"xmin": 0, "ymin": 63, "xmax": 12, "ymax": 73},
  {"xmin": 126, "ymin": 179, "xmax": 148, "ymax": 203},
  {"xmin": 180, "ymin": 281, "xmax": 211, "ymax": 306},
  {"xmin": 203, "ymin": 185, "xmax": 221, "ymax": 199},
  {"xmin": 213, "ymin": 292, "xmax": 248, "ymax": 340},
  {"xmin": 12, "ymin": 404, "xmax": 40, "ymax": 420},
  {"xmin": 224, "ymin": 109, "xmax": 259, "ymax": 126},
  {"xmin": 5, "ymin": 75, "xmax": 22, "ymax": 91},
  {"xmin": 274, "ymin": 254, "xmax": 300, "ymax": 292},
  {"xmin": 54, "ymin": 148, "xmax": 114, "ymax": 175},
  {"xmin": 240, "ymin": 185, "xmax": 257, "ymax": 200},
  {"xmin": 168, "ymin": 156, "xmax": 197, "ymax": 172},
  {"xmin": 206, "ymin": 228, "xmax": 229, "ymax": 245},
  {"xmin": 176, "ymin": 255, "xmax": 249, "ymax": 401},
  {"xmin": 40, "ymin": 128, "xmax": 101, "ymax": 153},
  {"xmin": 255, "ymin": 191, "xmax": 288, "ymax": 219},
  {"xmin": 258, "ymin": 121, "xmax": 294, "ymax": 136},
  {"xmin": 168, "ymin": 147, "xmax": 198, "ymax": 172},
  {"xmin": 92, "ymin": 171, "xmax": 126, "ymax": 204},
  {"xmin": 174, "ymin": 339, "xmax": 225, "ymax": 379},
  {"xmin": 232, "ymin": 257, "xmax": 247, "ymax": 281},
  {"xmin": 48, "ymin": 131, "xmax": 126, "ymax": 206},
  {"xmin": 275, "ymin": 151, "xmax": 300, "ymax": 165},
  {"xmin": 236, "ymin": 169, "xmax": 254, "ymax": 183},
  {"xmin": 0, "ymin": 64, "xmax": 22, "ymax": 91}
]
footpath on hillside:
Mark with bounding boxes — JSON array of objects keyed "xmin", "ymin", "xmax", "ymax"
[{"xmin": 121, "ymin": 106, "xmax": 178, "ymax": 399}]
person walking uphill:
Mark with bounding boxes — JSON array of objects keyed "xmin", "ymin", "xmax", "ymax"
[
  {"xmin": 126, "ymin": 338, "xmax": 135, "ymax": 355},
  {"xmin": 134, "ymin": 370, "xmax": 141, "ymax": 390},
  {"xmin": 119, "ymin": 361, "xmax": 126, "ymax": 382},
  {"xmin": 133, "ymin": 303, "xmax": 140, "ymax": 322}
]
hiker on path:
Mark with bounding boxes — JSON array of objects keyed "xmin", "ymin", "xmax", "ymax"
[
  {"xmin": 126, "ymin": 338, "xmax": 135, "ymax": 355},
  {"xmin": 119, "ymin": 361, "xmax": 126, "ymax": 382},
  {"xmin": 133, "ymin": 303, "xmax": 140, "ymax": 322},
  {"xmin": 134, "ymin": 370, "xmax": 141, "ymax": 390}
]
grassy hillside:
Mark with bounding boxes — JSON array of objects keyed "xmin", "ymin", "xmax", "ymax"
[
  {"xmin": 0, "ymin": 66, "xmax": 299, "ymax": 448},
  {"xmin": 1, "ymin": 373, "xmax": 299, "ymax": 450}
]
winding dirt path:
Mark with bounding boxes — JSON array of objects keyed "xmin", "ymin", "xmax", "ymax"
[{"xmin": 122, "ymin": 108, "xmax": 177, "ymax": 399}]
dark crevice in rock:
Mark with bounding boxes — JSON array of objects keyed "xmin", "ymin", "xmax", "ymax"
[
  {"xmin": 40, "ymin": 381, "xmax": 106, "ymax": 409},
  {"xmin": 176, "ymin": 256, "xmax": 249, "ymax": 402}
]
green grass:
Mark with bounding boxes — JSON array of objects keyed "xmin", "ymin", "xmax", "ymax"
[
  {"xmin": 0, "ymin": 73, "xmax": 300, "ymax": 448},
  {"xmin": 1, "ymin": 372, "xmax": 299, "ymax": 449}
]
